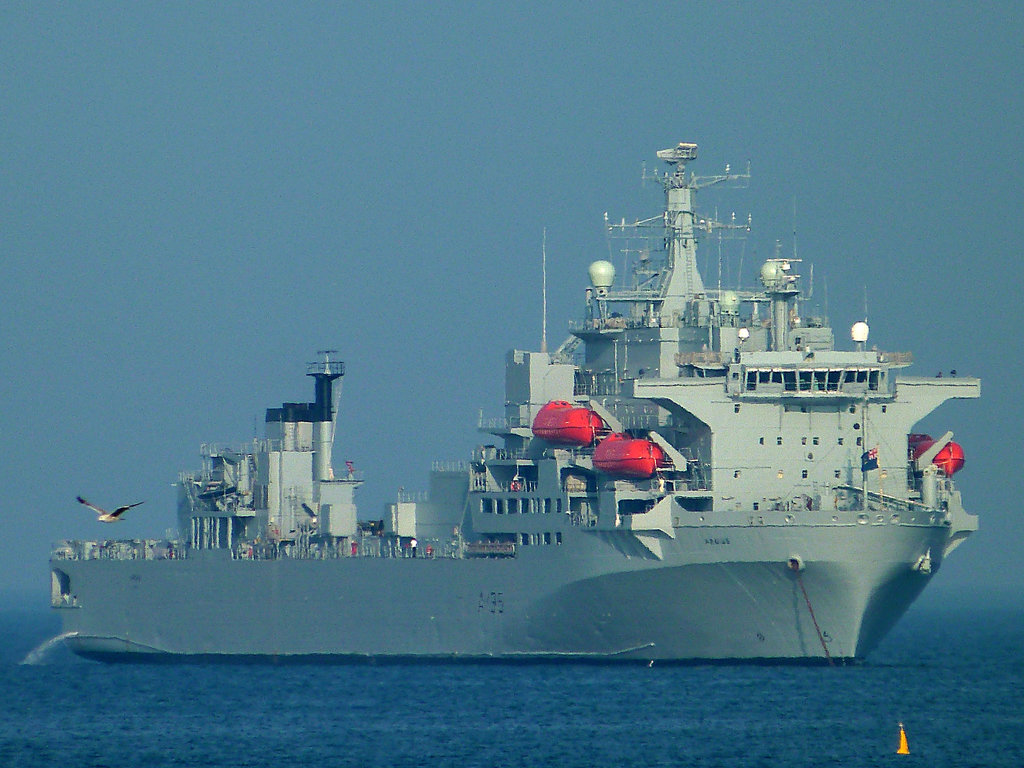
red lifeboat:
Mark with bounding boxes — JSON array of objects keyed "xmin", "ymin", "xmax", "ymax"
[
  {"xmin": 592, "ymin": 433, "xmax": 668, "ymax": 478},
  {"xmin": 909, "ymin": 434, "xmax": 966, "ymax": 475},
  {"xmin": 531, "ymin": 400, "xmax": 606, "ymax": 446}
]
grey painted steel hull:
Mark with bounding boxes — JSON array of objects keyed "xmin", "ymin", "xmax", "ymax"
[
  {"xmin": 55, "ymin": 520, "xmax": 946, "ymax": 663},
  {"xmin": 51, "ymin": 142, "xmax": 978, "ymax": 664}
]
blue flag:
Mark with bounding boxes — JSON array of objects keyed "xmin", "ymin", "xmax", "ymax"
[{"xmin": 861, "ymin": 447, "xmax": 878, "ymax": 472}]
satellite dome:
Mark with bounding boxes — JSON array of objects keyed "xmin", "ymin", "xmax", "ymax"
[
  {"xmin": 720, "ymin": 291, "xmax": 740, "ymax": 315},
  {"xmin": 588, "ymin": 260, "xmax": 615, "ymax": 290},
  {"xmin": 759, "ymin": 260, "xmax": 781, "ymax": 288},
  {"xmin": 851, "ymin": 321, "xmax": 870, "ymax": 343},
  {"xmin": 738, "ymin": 327, "xmax": 750, "ymax": 341}
]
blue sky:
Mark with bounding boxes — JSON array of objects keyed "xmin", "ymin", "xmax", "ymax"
[{"xmin": 2, "ymin": 2, "xmax": 1021, "ymax": 608}]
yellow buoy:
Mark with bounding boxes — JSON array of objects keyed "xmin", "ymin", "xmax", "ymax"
[{"xmin": 896, "ymin": 722, "xmax": 910, "ymax": 755}]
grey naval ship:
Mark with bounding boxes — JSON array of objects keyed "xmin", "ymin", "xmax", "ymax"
[{"xmin": 51, "ymin": 142, "xmax": 979, "ymax": 663}]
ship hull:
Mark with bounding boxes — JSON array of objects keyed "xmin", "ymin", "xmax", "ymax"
[{"xmin": 52, "ymin": 518, "xmax": 949, "ymax": 663}]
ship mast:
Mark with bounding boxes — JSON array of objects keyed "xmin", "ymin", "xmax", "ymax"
[
  {"xmin": 650, "ymin": 143, "xmax": 751, "ymax": 317},
  {"xmin": 656, "ymin": 142, "xmax": 703, "ymax": 313}
]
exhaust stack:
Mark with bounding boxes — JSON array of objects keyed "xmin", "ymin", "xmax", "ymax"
[{"xmin": 307, "ymin": 350, "xmax": 345, "ymax": 482}]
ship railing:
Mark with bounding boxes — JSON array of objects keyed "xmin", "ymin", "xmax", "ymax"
[
  {"xmin": 562, "ymin": 447, "xmax": 595, "ymax": 463},
  {"xmin": 231, "ymin": 537, "xmax": 463, "ymax": 561},
  {"xmin": 397, "ymin": 490, "xmax": 429, "ymax": 503},
  {"xmin": 50, "ymin": 539, "xmax": 187, "ymax": 562},
  {"xmin": 200, "ymin": 439, "xmax": 282, "ymax": 458},
  {"xmin": 432, "ymin": 460, "xmax": 471, "ymax": 473},
  {"xmin": 469, "ymin": 479, "xmax": 540, "ymax": 494},
  {"xmin": 324, "ymin": 469, "xmax": 365, "ymax": 483},
  {"xmin": 305, "ymin": 360, "xmax": 345, "ymax": 377},
  {"xmin": 833, "ymin": 484, "xmax": 936, "ymax": 514},
  {"xmin": 568, "ymin": 315, "xmax": 665, "ymax": 333},
  {"xmin": 477, "ymin": 415, "xmax": 529, "ymax": 431},
  {"xmin": 473, "ymin": 447, "xmax": 533, "ymax": 463},
  {"xmin": 618, "ymin": 415, "xmax": 662, "ymax": 431},
  {"xmin": 464, "ymin": 541, "xmax": 516, "ymax": 558}
]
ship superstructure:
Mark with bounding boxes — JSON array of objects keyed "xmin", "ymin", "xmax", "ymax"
[{"xmin": 51, "ymin": 143, "xmax": 979, "ymax": 663}]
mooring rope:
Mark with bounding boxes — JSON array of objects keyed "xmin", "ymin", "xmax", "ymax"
[{"xmin": 790, "ymin": 560, "xmax": 834, "ymax": 666}]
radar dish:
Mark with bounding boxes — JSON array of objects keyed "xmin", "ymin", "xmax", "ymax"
[{"xmin": 656, "ymin": 143, "xmax": 698, "ymax": 165}]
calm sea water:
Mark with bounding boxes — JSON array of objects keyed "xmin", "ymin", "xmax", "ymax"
[{"xmin": 2, "ymin": 605, "xmax": 1022, "ymax": 768}]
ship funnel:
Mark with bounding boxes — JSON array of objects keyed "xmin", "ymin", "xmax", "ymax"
[{"xmin": 307, "ymin": 351, "xmax": 345, "ymax": 482}]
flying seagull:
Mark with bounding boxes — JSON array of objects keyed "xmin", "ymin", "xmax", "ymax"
[{"xmin": 76, "ymin": 496, "xmax": 144, "ymax": 523}]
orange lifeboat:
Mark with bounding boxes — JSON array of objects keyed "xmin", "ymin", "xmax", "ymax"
[
  {"xmin": 592, "ymin": 433, "xmax": 668, "ymax": 478},
  {"xmin": 909, "ymin": 434, "xmax": 966, "ymax": 475},
  {"xmin": 531, "ymin": 400, "xmax": 606, "ymax": 446}
]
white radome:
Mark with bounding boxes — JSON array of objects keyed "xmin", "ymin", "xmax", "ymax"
[
  {"xmin": 588, "ymin": 260, "xmax": 615, "ymax": 290},
  {"xmin": 851, "ymin": 321, "xmax": 870, "ymax": 343}
]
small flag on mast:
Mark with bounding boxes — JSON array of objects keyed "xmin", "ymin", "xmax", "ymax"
[{"xmin": 861, "ymin": 447, "xmax": 879, "ymax": 472}]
